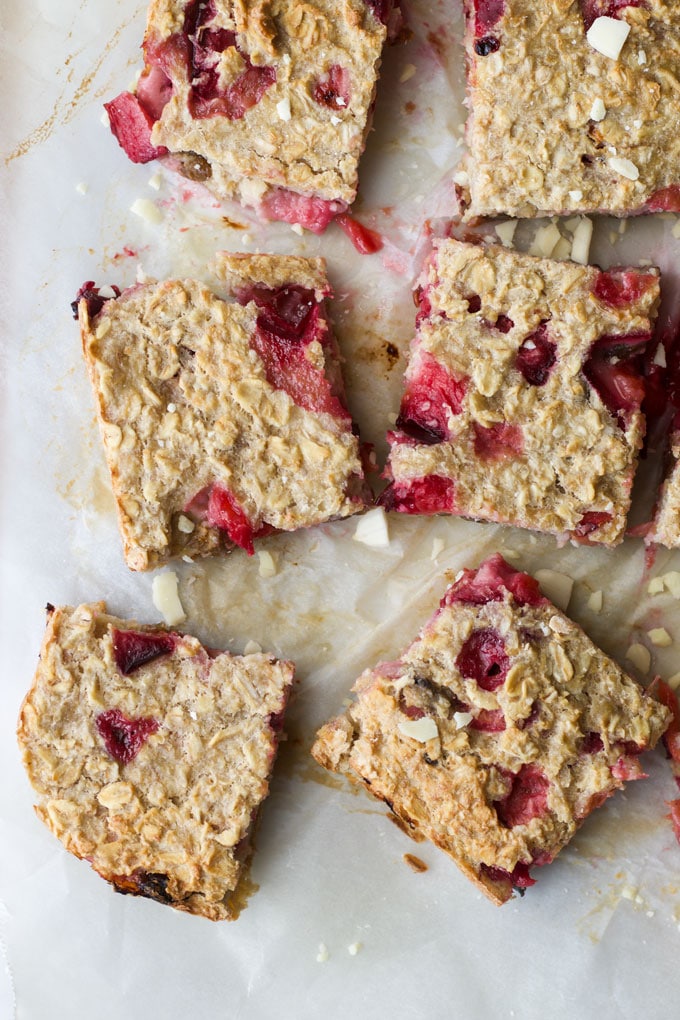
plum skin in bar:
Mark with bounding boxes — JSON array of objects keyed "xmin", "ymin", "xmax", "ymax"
[{"xmin": 312, "ymin": 554, "xmax": 670, "ymax": 904}]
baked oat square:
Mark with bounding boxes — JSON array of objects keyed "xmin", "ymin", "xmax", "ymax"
[
  {"xmin": 312, "ymin": 554, "xmax": 670, "ymax": 905},
  {"xmin": 381, "ymin": 239, "xmax": 660, "ymax": 546},
  {"xmin": 105, "ymin": 0, "xmax": 393, "ymax": 232},
  {"xmin": 77, "ymin": 253, "xmax": 369, "ymax": 571},
  {"xmin": 649, "ymin": 414, "xmax": 680, "ymax": 547},
  {"xmin": 459, "ymin": 0, "xmax": 680, "ymax": 219},
  {"xmin": 17, "ymin": 602, "xmax": 295, "ymax": 920}
]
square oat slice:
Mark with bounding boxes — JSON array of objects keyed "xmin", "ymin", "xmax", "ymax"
[
  {"xmin": 649, "ymin": 408, "xmax": 680, "ymax": 547},
  {"xmin": 104, "ymin": 0, "xmax": 394, "ymax": 232},
  {"xmin": 458, "ymin": 0, "xmax": 680, "ymax": 219},
  {"xmin": 17, "ymin": 602, "xmax": 295, "ymax": 920},
  {"xmin": 380, "ymin": 239, "xmax": 660, "ymax": 547},
  {"xmin": 77, "ymin": 253, "xmax": 370, "ymax": 571},
  {"xmin": 312, "ymin": 553, "xmax": 670, "ymax": 905}
]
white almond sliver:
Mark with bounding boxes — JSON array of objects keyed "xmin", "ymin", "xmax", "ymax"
[
  {"xmin": 130, "ymin": 198, "xmax": 164, "ymax": 224},
  {"xmin": 258, "ymin": 550, "xmax": 277, "ymax": 578},
  {"xmin": 397, "ymin": 716, "xmax": 438, "ymax": 742},
  {"xmin": 664, "ymin": 571, "xmax": 680, "ymax": 598},
  {"xmin": 589, "ymin": 98, "xmax": 606, "ymax": 121},
  {"xmin": 152, "ymin": 571, "xmax": 186, "ymax": 626},
  {"xmin": 528, "ymin": 222, "xmax": 562, "ymax": 258},
  {"xmin": 276, "ymin": 97, "xmax": 291, "ymax": 121},
  {"xmin": 571, "ymin": 217, "xmax": 594, "ymax": 265},
  {"xmin": 608, "ymin": 156, "xmax": 639, "ymax": 181},
  {"xmin": 626, "ymin": 642, "xmax": 651, "ymax": 674},
  {"xmin": 535, "ymin": 569, "xmax": 574, "ymax": 611},
  {"xmin": 353, "ymin": 508, "xmax": 390, "ymax": 548},
  {"xmin": 587, "ymin": 16, "xmax": 631, "ymax": 60},
  {"xmin": 177, "ymin": 514, "xmax": 195, "ymax": 534},
  {"xmin": 495, "ymin": 220, "xmax": 518, "ymax": 247},
  {"xmin": 648, "ymin": 576, "xmax": 665, "ymax": 595},
  {"xmin": 453, "ymin": 711, "xmax": 473, "ymax": 729},
  {"xmin": 648, "ymin": 627, "xmax": 672, "ymax": 647},
  {"xmin": 653, "ymin": 345, "xmax": 667, "ymax": 367}
]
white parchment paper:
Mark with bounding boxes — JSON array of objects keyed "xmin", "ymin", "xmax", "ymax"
[{"xmin": 2, "ymin": 2, "xmax": 680, "ymax": 1017}]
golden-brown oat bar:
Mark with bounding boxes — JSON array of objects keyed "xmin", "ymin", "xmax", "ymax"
[
  {"xmin": 17, "ymin": 602, "xmax": 295, "ymax": 920},
  {"xmin": 76, "ymin": 254, "xmax": 369, "ymax": 571},
  {"xmin": 104, "ymin": 0, "xmax": 393, "ymax": 232},
  {"xmin": 649, "ymin": 417, "xmax": 680, "ymax": 547},
  {"xmin": 459, "ymin": 0, "xmax": 680, "ymax": 219},
  {"xmin": 380, "ymin": 239, "xmax": 660, "ymax": 546},
  {"xmin": 312, "ymin": 554, "xmax": 670, "ymax": 904}
]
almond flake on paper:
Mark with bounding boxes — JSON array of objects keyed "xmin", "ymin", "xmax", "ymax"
[
  {"xmin": 626, "ymin": 642, "xmax": 651, "ymax": 674},
  {"xmin": 152, "ymin": 571, "xmax": 186, "ymax": 626}
]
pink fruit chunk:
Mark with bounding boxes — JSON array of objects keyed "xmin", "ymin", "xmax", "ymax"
[
  {"xmin": 611, "ymin": 755, "xmax": 646, "ymax": 781},
  {"xmin": 70, "ymin": 282, "xmax": 121, "ymax": 321},
  {"xmin": 111, "ymin": 628, "xmax": 176, "ymax": 675},
  {"xmin": 516, "ymin": 322, "xmax": 556, "ymax": 386},
  {"xmin": 379, "ymin": 475, "xmax": 456, "ymax": 514},
  {"xmin": 96, "ymin": 709, "xmax": 160, "ymax": 765},
  {"xmin": 581, "ymin": 731, "xmax": 605, "ymax": 754},
  {"xmin": 456, "ymin": 629, "xmax": 510, "ymax": 691},
  {"xmin": 647, "ymin": 185, "xmax": 680, "ymax": 213},
  {"xmin": 400, "ymin": 704, "xmax": 426, "ymax": 720},
  {"xmin": 136, "ymin": 63, "xmax": 174, "ymax": 121},
  {"xmin": 184, "ymin": 484, "xmax": 272, "ymax": 554},
  {"xmin": 183, "ymin": 0, "xmax": 275, "ymax": 119},
  {"xmin": 313, "ymin": 65, "xmax": 351, "ymax": 109},
  {"xmin": 580, "ymin": 0, "xmax": 643, "ymax": 31},
  {"xmin": 473, "ymin": 421, "xmax": 523, "ymax": 461},
  {"xmin": 335, "ymin": 213, "xmax": 384, "ymax": 255},
  {"xmin": 480, "ymin": 861, "xmax": 536, "ymax": 891},
  {"xmin": 364, "ymin": 0, "xmax": 391, "ymax": 24},
  {"xmin": 247, "ymin": 284, "xmax": 317, "ymax": 340},
  {"xmin": 470, "ymin": 708, "xmax": 506, "ymax": 732},
  {"xmin": 495, "ymin": 764, "xmax": 550, "ymax": 827},
  {"xmin": 444, "ymin": 553, "xmax": 547, "ymax": 608},
  {"xmin": 242, "ymin": 285, "xmax": 350, "ymax": 421},
  {"xmin": 104, "ymin": 92, "xmax": 169, "ymax": 164},
  {"xmin": 396, "ymin": 352, "xmax": 468, "ymax": 444},
  {"xmin": 470, "ymin": 0, "xmax": 505, "ymax": 35},
  {"xmin": 583, "ymin": 332, "xmax": 650, "ymax": 427},
  {"xmin": 492, "ymin": 314, "xmax": 514, "ymax": 333},
  {"xmin": 260, "ymin": 188, "xmax": 343, "ymax": 234},
  {"xmin": 206, "ymin": 482, "xmax": 258, "ymax": 555},
  {"xmin": 592, "ymin": 269, "xmax": 657, "ymax": 309},
  {"xmin": 573, "ymin": 510, "xmax": 613, "ymax": 539}
]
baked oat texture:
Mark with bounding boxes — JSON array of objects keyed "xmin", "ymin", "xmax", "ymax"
[
  {"xmin": 79, "ymin": 253, "xmax": 368, "ymax": 571},
  {"xmin": 138, "ymin": 0, "xmax": 387, "ymax": 212},
  {"xmin": 460, "ymin": 0, "xmax": 680, "ymax": 219},
  {"xmin": 311, "ymin": 554, "xmax": 670, "ymax": 905},
  {"xmin": 382, "ymin": 239, "xmax": 660, "ymax": 546},
  {"xmin": 649, "ymin": 425, "xmax": 680, "ymax": 547},
  {"xmin": 17, "ymin": 602, "xmax": 295, "ymax": 921}
]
